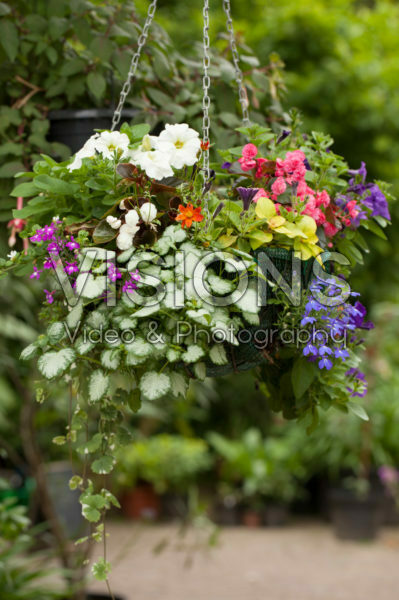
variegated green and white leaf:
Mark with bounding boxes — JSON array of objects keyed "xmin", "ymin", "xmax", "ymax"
[
  {"xmin": 89, "ymin": 370, "xmax": 109, "ymax": 402},
  {"xmin": 20, "ymin": 343, "xmax": 39, "ymax": 361},
  {"xmin": 47, "ymin": 322, "xmax": 65, "ymax": 344},
  {"xmin": 38, "ymin": 348, "xmax": 76, "ymax": 379},
  {"xmin": 170, "ymin": 372, "xmax": 189, "ymax": 398},
  {"xmin": 139, "ymin": 371, "xmax": 171, "ymax": 401},
  {"xmin": 101, "ymin": 349, "xmax": 121, "ymax": 370},
  {"xmin": 166, "ymin": 348, "xmax": 181, "ymax": 362},
  {"xmin": 74, "ymin": 336, "xmax": 94, "ymax": 355},
  {"xmin": 194, "ymin": 362, "xmax": 206, "ymax": 380},
  {"xmin": 125, "ymin": 337, "xmax": 153, "ymax": 358},
  {"xmin": 207, "ymin": 274, "xmax": 235, "ymax": 295},
  {"xmin": 66, "ymin": 301, "xmax": 83, "ymax": 328},
  {"xmin": 75, "ymin": 274, "xmax": 106, "ymax": 299},
  {"xmin": 242, "ymin": 311, "xmax": 260, "ymax": 325},
  {"xmin": 181, "ymin": 344, "xmax": 205, "ymax": 364},
  {"xmin": 209, "ymin": 344, "xmax": 228, "ymax": 365}
]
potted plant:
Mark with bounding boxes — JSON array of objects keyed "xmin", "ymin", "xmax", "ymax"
[
  {"xmin": 209, "ymin": 428, "xmax": 306, "ymax": 526},
  {"xmin": 1, "ymin": 112, "xmax": 391, "ymax": 591},
  {"xmin": 115, "ymin": 434, "xmax": 212, "ymax": 520}
]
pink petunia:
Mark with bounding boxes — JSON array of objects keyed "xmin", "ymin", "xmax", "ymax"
[
  {"xmin": 238, "ymin": 143, "xmax": 258, "ymax": 171},
  {"xmin": 315, "ymin": 190, "xmax": 331, "ymax": 208}
]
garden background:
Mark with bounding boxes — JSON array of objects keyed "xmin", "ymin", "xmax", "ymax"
[{"xmin": 1, "ymin": 1, "xmax": 399, "ymax": 599}]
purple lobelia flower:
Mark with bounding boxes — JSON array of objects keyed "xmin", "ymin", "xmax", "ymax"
[
  {"xmin": 236, "ymin": 187, "xmax": 259, "ymax": 211},
  {"xmin": 318, "ymin": 357, "xmax": 333, "ymax": 370}
]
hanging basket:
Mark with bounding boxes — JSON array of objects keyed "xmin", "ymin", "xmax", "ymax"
[{"xmin": 205, "ymin": 247, "xmax": 314, "ymax": 377}]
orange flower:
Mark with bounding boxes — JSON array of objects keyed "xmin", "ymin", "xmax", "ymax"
[
  {"xmin": 200, "ymin": 140, "xmax": 210, "ymax": 151},
  {"xmin": 175, "ymin": 203, "xmax": 204, "ymax": 229}
]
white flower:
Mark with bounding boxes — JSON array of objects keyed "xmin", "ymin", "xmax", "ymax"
[
  {"xmin": 130, "ymin": 134, "xmax": 173, "ymax": 180},
  {"xmin": 153, "ymin": 123, "xmax": 201, "ymax": 169},
  {"xmin": 116, "ymin": 232, "xmax": 134, "ymax": 251},
  {"xmin": 67, "ymin": 134, "xmax": 98, "ymax": 172},
  {"xmin": 106, "ymin": 216, "xmax": 122, "ymax": 229},
  {"xmin": 116, "ymin": 210, "xmax": 140, "ymax": 250},
  {"xmin": 7, "ymin": 250, "xmax": 18, "ymax": 260},
  {"xmin": 139, "ymin": 202, "xmax": 157, "ymax": 223},
  {"xmin": 94, "ymin": 131, "xmax": 130, "ymax": 159}
]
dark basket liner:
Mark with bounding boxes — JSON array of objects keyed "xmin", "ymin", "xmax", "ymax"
[{"xmin": 205, "ymin": 247, "xmax": 315, "ymax": 377}]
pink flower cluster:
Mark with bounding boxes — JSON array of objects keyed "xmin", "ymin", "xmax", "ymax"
[
  {"xmin": 238, "ymin": 144, "xmax": 268, "ymax": 178},
  {"xmin": 275, "ymin": 150, "xmax": 307, "ymax": 184}
]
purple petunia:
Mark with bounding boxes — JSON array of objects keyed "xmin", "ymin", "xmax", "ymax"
[{"xmin": 236, "ymin": 187, "xmax": 259, "ymax": 212}]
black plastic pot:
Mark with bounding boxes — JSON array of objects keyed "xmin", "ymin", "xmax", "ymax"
[
  {"xmin": 263, "ymin": 504, "xmax": 289, "ymax": 527},
  {"xmin": 329, "ymin": 488, "xmax": 383, "ymax": 541},
  {"xmin": 46, "ymin": 461, "xmax": 87, "ymax": 539},
  {"xmin": 48, "ymin": 108, "xmax": 138, "ymax": 153}
]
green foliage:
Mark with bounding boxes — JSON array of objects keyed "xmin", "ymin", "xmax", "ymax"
[
  {"xmin": 116, "ymin": 434, "xmax": 212, "ymax": 494},
  {"xmin": 0, "ymin": 495, "xmax": 64, "ymax": 599},
  {"xmin": 208, "ymin": 427, "xmax": 307, "ymax": 505}
]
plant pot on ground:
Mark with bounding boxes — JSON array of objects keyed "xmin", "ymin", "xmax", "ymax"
[
  {"xmin": 242, "ymin": 507, "xmax": 262, "ymax": 528},
  {"xmin": 48, "ymin": 109, "xmax": 138, "ymax": 154},
  {"xmin": 328, "ymin": 487, "xmax": 384, "ymax": 541},
  {"xmin": 45, "ymin": 461, "xmax": 87, "ymax": 539},
  {"xmin": 120, "ymin": 482, "xmax": 160, "ymax": 521},
  {"xmin": 263, "ymin": 503, "xmax": 289, "ymax": 527}
]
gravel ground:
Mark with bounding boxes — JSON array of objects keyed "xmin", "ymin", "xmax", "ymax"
[{"xmin": 88, "ymin": 520, "xmax": 399, "ymax": 600}]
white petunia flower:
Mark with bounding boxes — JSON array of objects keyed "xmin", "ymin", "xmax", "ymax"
[
  {"xmin": 94, "ymin": 131, "xmax": 130, "ymax": 159},
  {"xmin": 139, "ymin": 202, "xmax": 157, "ymax": 223},
  {"xmin": 153, "ymin": 123, "xmax": 201, "ymax": 169},
  {"xmin": 106, "ymin": 215, "xmax": 122, "ymax": 229},
  {"xmin": 130, "ymin": 134, "xmax": 173, "ymax": 180},
  {"xmin": 124, "ymin": 209, "xmax": 140, "ymax": 232},
  {"xmin": 7, "ymin": 250, "xmax": 18, "ymax": 260},
  {"xmin": 67, "ymin": 134, "xmax": 98, "ymax": 172}
]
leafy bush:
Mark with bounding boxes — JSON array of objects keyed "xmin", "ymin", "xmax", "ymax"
[{"xmin": 115, "ymin": 434, "xmax": 212, "ymax": 493}]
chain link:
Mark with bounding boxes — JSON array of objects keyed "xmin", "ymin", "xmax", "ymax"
[
  {"xmin": 222, "ymin": 0, "xmax": 250, "ymax": 125},
  {"xmin": 111, "ymin": 0, "xmax": 158, "ymax": 131},
  {"xmin": 202, "ymin": 0, "xmax": 211, "ymax": 195}
]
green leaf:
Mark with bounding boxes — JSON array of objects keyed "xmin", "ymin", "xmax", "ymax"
[
  {"xmin": 139, "ymin": 371, "xmax": 171, "ymax": 400},
  {"xmin": 93, "ymin": 220, "xmax": 117, "ymax": 244},
  {"xmin": 77, "ymin": 433, "xmax": 103, "ymax": 455},
  {"xmin": 91, "ymin": 455, "xmax": 115, "ymax": 475},
  {"xmin": 291, "ymin": 358, "xmax": 317, "ymax": 400},
  {"xmin": 87, "ymin": 71, "xmax": 106, "ymax": 101},
  {"xmin": 20, "ymin": 343, "xmax": 39, "ymax": 361},
  {"xmin": 89, "ymin": 370, "xmax": 109, "ymax": 402},
  {"xmin": 128, "ymin": 123, "xmax": 151, "ymax": 142},
  {"xmin": 38, "ymin": 348, "xmax": 76, "ymax": 379},
  {"xmin": 11, "ymin": 181, "xmax": 38, "ymax": 197},
  {"xmin": 0, "ymin": 161, "xmax": 25, "ymax": 178},
  {"xmin": 347, "ymin": 401, "xmax": 369, "ymax": 422},
  {"xmin": 92, "ymin": 558, "xmax": 111, "ymax": 581},
  {"xmin": 0, "ymin": 4, "xmax": 11, "ymax": 16},
  {"xmin": 34, "ymin": 174, "xmax": 79, "ymax": 195},
  {"xmin": 170, "ymin": 372, "xmax": 189, "ymax": 398},
  {"xmin": 0, "ymin": 19, "xmax": 18, "ymax": 61},
  {"xmin": 47, "ymin": 322, "xmax": 65, "ymax": 344}
]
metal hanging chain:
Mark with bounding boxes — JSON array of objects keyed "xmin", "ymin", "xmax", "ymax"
[
  {"xmin": 111, "ymin": 0, "xmax": 158, "ymax": 131},
  {"xmin": 222, "ymin": 0, "xmax": 250, "ymax": 125},
  {"xmin": 202, "ymin": 0, "xmax": 211, "ymax": 199}
]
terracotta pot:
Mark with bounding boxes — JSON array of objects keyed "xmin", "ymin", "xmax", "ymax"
[
  {"xmin": 120, "ymin": 484, "xmax": 160, "ymax": 520},
  {"xmin": 242, "ymin": 509, "xmax": 262, "ymax": 528}
]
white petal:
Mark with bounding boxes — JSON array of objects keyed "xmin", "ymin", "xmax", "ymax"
[
  {"xmin": 125, "ymin": 209, "xmax": 140, "ymax": 227},
  {"xmin": 140, "ymin": 202, "xmax": 157, "ymax": 223},
  {"xmin": 106, "ymin": 216, "xmax": 122, "ymax": 229},
  {"xmin": 116, "ymin": 232, "xmax": 134, "ymax": 250}
]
